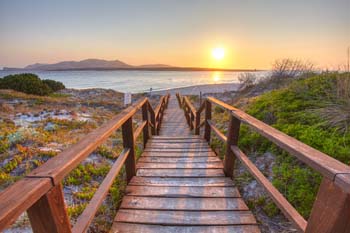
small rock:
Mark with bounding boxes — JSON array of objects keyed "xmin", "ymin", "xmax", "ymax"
[{"xmin": 44, "ymin": 122, "xmax": 58, "ymax": 131}]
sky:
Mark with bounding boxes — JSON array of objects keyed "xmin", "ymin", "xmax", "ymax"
[{"xmin": 0, "ymin": 0, "xmax": 349, "ymax": 69}]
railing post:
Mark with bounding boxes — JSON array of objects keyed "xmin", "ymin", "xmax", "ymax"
[
  {"xmin": 195, "ymin": 111, "xmax": 200, "ymax": 135},
  {"xmin": 204, "ymin": 99, "xmax": 212, "ymax": 142},
  {"xmin": 305, "ymin": 177, "xmax": 350, "ymax": 233},
  {"xmin": 149, "ymin": 107, "xmax": 156, "ymax": 135},
  {"xmin": 190, "ymin": 112, "xmax": 194, "ymax": 130},
  {"xmin": 122, "ymin": 117, "xmax": 136, "ymax": 182},
  {"xmin": 224, "ymin": 114, "xmax": 241, "ymax": 178},
  {"xmin": 142, "ymin": 103, "xmax": 149, "ymax": 148},
  {"xmin": 27, "ymin": 183, "xmax": 71, "ymax": 233}
]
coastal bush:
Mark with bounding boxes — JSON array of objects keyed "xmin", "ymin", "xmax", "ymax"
[
  {"xmin": 0, "ymin": 73, "xmax": 65, "ymax": 96},
  {"xmin": 43, "ymin": 79, "xmax": 65, "ymax": 92},
  {"xmin": 237, "ymin": 73, "xmax": 350, "ymax": 218}
]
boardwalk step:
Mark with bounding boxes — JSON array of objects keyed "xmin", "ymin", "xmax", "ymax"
[
  {"xmin": 138, "ymin": 156, "xmax": 221, "ymax": 163},
  {"xmin": 120, "ymin": 196, "xmax": 249, "ymax": 210},
  {"xmin": 110, "ymin": 223, "xmax": 261, "ymax": 233},
  {"xmin": 142, "ymin": 151, "xmax": 217, "ymax": 157},
  {"xmin": 125, "ymin": 186, "xmax": 240, "ymax": 197},
  {"xmin": 136, "ymin": 162, "xmax": 223, "ymax": 169},
  {"xmin": 129, "ymin": 177, "xmax": 235, "ymax": 187},
  {"xmin": 115, "ymin": 209, "xmax": 257, "ymax": 225},
  {"xmin": 137, "ymin": 168, "xmax": 225, "ymax": 177}
]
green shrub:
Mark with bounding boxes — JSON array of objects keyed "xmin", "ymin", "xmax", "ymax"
[
  {"xmin": 43, "ymin": 79, "xmax": 65, "ymax": 92},
  {"xmin": 237, "ymin": 73, "xmax": 350, "ymax": 219},
  {"xmin": 0, "ymin": 73, "xmax": 65, "ymax": 96}
]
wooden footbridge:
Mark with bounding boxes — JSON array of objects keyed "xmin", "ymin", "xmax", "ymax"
[{"xmin": 1, "ymin": 94, "xmax": 350, "ymax": 233}]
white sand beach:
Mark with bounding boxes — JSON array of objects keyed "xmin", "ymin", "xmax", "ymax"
[{"xmin": 150, "ymin": 82, "xmax": 242, "ymax": 95}]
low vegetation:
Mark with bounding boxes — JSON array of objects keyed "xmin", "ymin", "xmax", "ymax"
[
  {"xmin": 0, "ymin": 73, "xmax": 65, "ymax": 96},
  {"xmin": 211, "ymin": 72, "xmax": 350, "ymax": 221}
]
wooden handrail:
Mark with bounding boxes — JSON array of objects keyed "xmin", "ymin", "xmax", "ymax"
[
  {"xmin": 0, "ymin": 95, "xmax": 169, "ymax": 232},
  {"xmin": 179, "ymin": 95, "xmax": 350, "ymax": 232},
  {"xmin": 207, "ymin": 97, "xmax": 350, "ymax": 192},
  {"xmin": 72, "ymin": 148, "xmax": 130, "ymax": 233}
]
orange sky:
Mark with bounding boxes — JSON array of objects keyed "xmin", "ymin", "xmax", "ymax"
[{"xmin": 0, "ymin": 1, "xmax": 349, "ymax": 70}]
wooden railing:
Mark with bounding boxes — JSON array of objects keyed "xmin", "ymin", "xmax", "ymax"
[
  {"xmin": 0, "ymin": 94, "xmax": 170, "ymax": 233},
  {"xmin": 176, "ymin": 93, "xmax": 350, "ymax": 233}
]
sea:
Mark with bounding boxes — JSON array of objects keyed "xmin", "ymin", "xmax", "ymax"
[{"xmin": 0, "ymin": 70, "xmax": 268, "ymax": 93}]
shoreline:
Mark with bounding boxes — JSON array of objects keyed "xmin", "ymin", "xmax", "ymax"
[{"xmin": 149, "ymin": 82, "xmax": 242, "ymax": 95}]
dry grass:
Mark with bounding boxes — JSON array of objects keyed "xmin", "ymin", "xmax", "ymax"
[{"xmin": 318, "ymin": 74, "xmax": 350, "ymax": 134}]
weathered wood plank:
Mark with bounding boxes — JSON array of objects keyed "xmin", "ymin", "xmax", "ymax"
[
  {"xmin": 147, "ymin": 142, "xmax": 209, "ymax": 147},
  {"xmin": 142, "ymin": 151, "xmax": 217, "ymax": 157},
  {"xmin": 148, "ymin": 139, "xmax": 206, "ymax": 144},
  {"xmin": 110, "ymin": 223, "xmax": 260, "ymax": 233},
  {"xmin": 125, "ymin": 185, "xmax": 240, "ymax": 197},
  {"xmin": 144, "ymin": 148, "xmax": 212, "ymax": 152},
  {"xmin": 146, "ymin": 145, "xmax": 210, "ymax": 150},
  {"xmin": 27, "ymin": 184, "xmax": 71, "ymax": 233},
  {"xmin": 306, "ymin": 177, "xmax": 350, "ymax": 233},
  {"xmin": 129, "ymin": 177, "xmax": 234, "ymax": 187},
  {"xmin": 138, "ymin": 156, "xmax": 221, "ymax": 163},
  {"xmin": 136, "ymin": 162, "xmax": 223, "ymax": 169},
  {"xmin": 115, "ymin": 209, "xmax": 257, "ymax": 225},
  {"xmin": 120, "ymin": 196, "xmax": 248, "ymax": 210},
  {"xmin": 137, "ymin": 168, "xmax": 225, "ymax": 177},
  {"xmin": 151, "ymin": 136, "xmax": 202, "ymax": 140},
  {"xmin": 0, "ymin": 178, "xmax": 52, "ymax": 231}
]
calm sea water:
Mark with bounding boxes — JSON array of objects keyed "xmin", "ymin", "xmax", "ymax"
[{"xmin": 0, "ymin": 70, "xmax": 268, "ymax": 93}]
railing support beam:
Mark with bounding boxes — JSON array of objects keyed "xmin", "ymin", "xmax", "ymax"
[
  {"xmin": 204, "ymin": 100, "xmax": 212, "ymax": 142},
  {"xmin": 306, "ymin": 177, "xmax": 350, "ymax": 233},
  {"xmin": 27, "ymin": 184, "xmax": 71, "ymax": 233},
  {"xmin": 224, "ymin": 115, "xmax": 240, "ymax": 178},
  {"xmin": 122, "ymin": 117, "xmax": 136, "ymax": 183},
  {"xmin": 142, "ymin": 103, "xmax": 149, "ymax": 147}
]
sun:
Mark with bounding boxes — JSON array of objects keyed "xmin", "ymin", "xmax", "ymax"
[{"xmin": 212, "ymin": 47, "xmax": 225, "ymax": 60}]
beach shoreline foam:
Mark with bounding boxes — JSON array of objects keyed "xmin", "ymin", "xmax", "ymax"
[{"xmin": 149, "ymin": 82, "xmax": 242, "ymax": 95}]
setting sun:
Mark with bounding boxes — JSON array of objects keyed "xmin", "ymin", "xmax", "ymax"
[{"xmin": 212, "ymin": 47, "xmax": 225, "ymax": 60}]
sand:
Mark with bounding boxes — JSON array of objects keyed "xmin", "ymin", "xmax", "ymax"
[{"xmin": 150, "ymin": 82, "xmax": 241, "ymax": 95}]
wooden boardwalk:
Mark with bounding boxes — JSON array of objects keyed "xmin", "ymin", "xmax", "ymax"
[{"xmin": 111, "ymin": 96, "xmax": 260, "ymax": 232}]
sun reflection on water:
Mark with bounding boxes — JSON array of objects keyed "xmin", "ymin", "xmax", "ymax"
[{"xmin": 212, "ymin": 72, "xmax": 221, "ymax": 82}]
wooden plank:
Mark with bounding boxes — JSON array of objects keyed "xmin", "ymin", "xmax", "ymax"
[
  {"xmin": 306, "ymin": 177, "xmax": 350, "ymax": 233},
  {"xmin": 148, "ymin": 139, "xmax": 205, "ymax": 143},
  {"xmin": 224, "ymin": 115, "xmax": 241, "ymax": 177},
  {"xmin": 142, "ymin": 151, "xmax": 217, "ymax": 157},
  {"xmin": 27, "ymin": 184, "xmax": 71, "ymax": 233},
  {"xmin": 122, "ymin": 117, "xmax": 136, "ymax": 182},
  {"xmin": 151, "ymin": 136, "xmax": 201, "ymax": 140},
  {"xmin": 138, "ymin": 156, "xmax": 221, "ymax": 163},
  {"xmin": 142, "ymin": 101, "xmax": 149, "ymax": 147},
  {"xmin": 208, "ymin": 120, "xmax": 227, "ymax": 142},
  {"xmin": 136, "ymin": 162, "xmax": 223, "ymax": 169},
  {"xmin": 144, "ymin": 148, "xmax": 212, "ymax": 152},
  {"xmin": 208, "ymin": 97, "xmax": 350, "ymax": 192},
  {"xmin": 146, "ymin": 145, "xmax": 210, "ymax": 150},
  {"xmin": 72, "ymin": 149, "xmax": 130, "ymax": 233},
  {"xmin": 204, "ymin": 100, "xmax": 211, "ymax": 142},
  {"xmin": 120, "ymin": 196, "xmax": 248, "ymax": 211},
  {"xmin": 27, "ymin": 98, "xmax": 148, "ymax": 185},
  {"xmin": 0, "ymin": 178, "xmax": 52, "ymax": 231},
  {"xmin": 137, "ymin": 168, "xmax": 225, "ymax": 177},
  {"xmin": 115, "ymin": 209, "xmax": 257, "ymax": 225},
  {"xmin": 125, "ymin": 185, "xmax": 240, "ymax": 197},
  {"xmin": 147, "ymin": 141, "xmax": 208, "ymax": 146},
  {"xmin": 231, "ymin": 146, "xmax": 307, "ymax": 232},
  {"xmin": 110, "ymin": 223, "xmax": 260, "ymax": 233},
  {"xmin": 129, "ymin": 177, "xmax": 234, "ymax": 187}
]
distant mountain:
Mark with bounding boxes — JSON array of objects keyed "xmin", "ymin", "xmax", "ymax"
[
  {"xmin": 2, "ymin": 59, "xmax": 173, "ymax": 71},
  {"xmin": 24, "ymin": 59, "xmax": 132, "ymax": 70}
]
